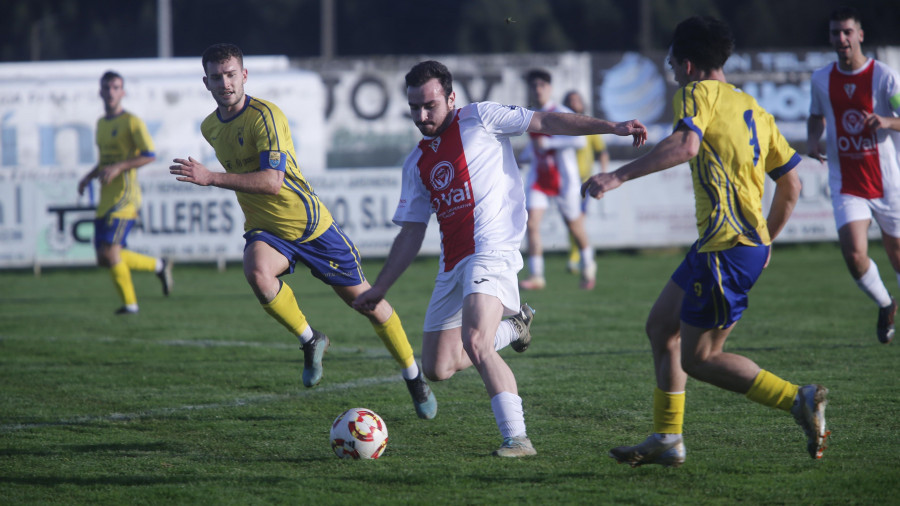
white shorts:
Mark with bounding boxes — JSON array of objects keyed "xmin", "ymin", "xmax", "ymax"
[
  {"xmin": 423, "ymin": 250, "xmax": 523, "ymax": 332},
  {"xmin": 526, "ymin": 185, "xmax": 583, "ymax": 221},
  {"xmin": 831, "ymin": 192, "xmax": 900, "ymax": 237}
]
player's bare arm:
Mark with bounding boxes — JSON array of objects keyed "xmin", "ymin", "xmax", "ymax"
[
  {"xmin": 765, "ymin": 169, "xmax": 801, "ymax": 241},
  {"xmin": 806, "ymin": 114, "xmax": 827, "ymax": 162},
  {"xmin": 528, "ymin": 111, "xmax": 648, "ymax": 147},
  {"xmin": 77, "ymin": 165, "xmax": 99, "ymax": 195},
  {"xmin": 352, "ymin": 222, "xmax": 427, "ymax": 312},
  {"xmin": 582, "ymin": 127, "xmax": 698, "ymax": 199},
  {"xmin": 98, "ymin": 155, "xmax": 155, "ymax": 185},
  {"xmin": 864, "ymin": 111, "xmax": 900, "ymax": 132},
  {"xmin": 170, "ymin": 156, "xmax": 284, "ymax": 194}
]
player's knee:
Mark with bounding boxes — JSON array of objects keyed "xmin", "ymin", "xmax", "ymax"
[{"xmin": 422, "ymin": 363, "xmax": 453, "ymax": 382}]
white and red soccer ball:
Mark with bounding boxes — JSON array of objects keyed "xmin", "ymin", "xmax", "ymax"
[{"xmin": 330, "ymin": 408, "xmax": 389, "ymax": 460}]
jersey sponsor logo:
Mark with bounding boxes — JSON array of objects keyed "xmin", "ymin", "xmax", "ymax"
[
  {"xmin": 430, "ymin": 161, "xmax": 454, "ymax": 190},
  {"xmin": 474, "ymin": 278, "xmax": 489, "ymax": 284},
  {"xmin": 429, "ymin": 137, "xmax": 441, "ymax": 152},
  {"xmin": 838, "ymin": 109, "xmax": 876, "ymax": 153},
  {"xmin": 840, "ymin": 109, "xmax": 867, "ymax": 135},
  {"xmin": 431, "ymin": 180, "xmax": 472, "ymax": 215},
  {"xmin": 269, "ymin": 151, "xmax": 282, "ymax": 168},
  {"xmin": 843, "ymin": 83, "xmax": 856, "ymax": 99}
]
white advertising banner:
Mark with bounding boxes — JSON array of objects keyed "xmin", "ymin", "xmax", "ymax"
[{"xmin": 1, "ymin": 160, "xmax": 854, "ymax": 269}]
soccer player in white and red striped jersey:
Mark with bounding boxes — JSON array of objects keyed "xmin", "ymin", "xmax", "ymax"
[
  {"xmin": 807, "ymin": 6, "xmax": 900, "ymax": 344},
  {"xmin": 353, "ymin": 60, "xmax": 646, "ymax": 457}
]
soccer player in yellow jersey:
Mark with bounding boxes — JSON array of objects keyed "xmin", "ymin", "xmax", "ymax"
[
  {"xmin": 562, "ymin": 90, "xmax": 609, "ymax": 280},
  {"xmin": 583, "ymin": 16, "xmax": 829, "ymax": 465},
  {"xmin": 77, "ymin": 71, "xmax": 173, "ymax": 315},
  {"xmin": 169, "ymin": 43, "xmax": 438, "ymax": 419}
]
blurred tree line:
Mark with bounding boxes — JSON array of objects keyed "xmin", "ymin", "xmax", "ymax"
[{"xmin": 4, "ymin": 0, "xmax": 900, "ymax": 62}]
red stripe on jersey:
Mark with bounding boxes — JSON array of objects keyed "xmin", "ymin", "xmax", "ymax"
[
  {"xmin": 416, "ymin": 113, "xmax": 476, "ymax": 271},
  {"xmin": 528, "ymin": 133, "xmax": 561, "ymax": 196},
  {"xmin": 829, "ymin": 61, "xmax": 882, "ymax": 198}
]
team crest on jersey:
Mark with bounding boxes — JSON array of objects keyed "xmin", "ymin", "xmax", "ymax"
[
  {"xmin": 841, "ymin": 109, "xmax": 866, "ymax": 135},
  {"xmin": 843, "ymin": 83, "xmax": 857, "ymax": 99},
  {"xmin": 430, "ymin": 161, "xmax": 454, "ymax": 190},
  {"xmin": 429, "ymin": 137, "xmax": 441, "ymax": 152},
  {"xmin": 268, "ymin": 151, "xmax": 282, "ymax": 169},
  {"xmin": 237, "ymin": 126, "xmax": 244, "ymax": 146}
]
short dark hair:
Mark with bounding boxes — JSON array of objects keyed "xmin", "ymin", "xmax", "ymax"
[
  {"xmin": 405, "ymin": 60, "xmax": 453, "ymax": 98},
  {"xmin": 525, "ymin": 68, "xmax": 552, "ymax": 85},
  {"xmin": 670, "ymin": 16, "xmax": 734, "ymax": 72},
  {"xmin": 201, "ymin": 43, "xmax": 244, "ymax": 73},
  {"xmin": 830, "ymin": 6, "xmax": 861, "ymax": 26},
  {"xmin": 100, "ymin": 71, "xmax": 123, "ymax": 85}
]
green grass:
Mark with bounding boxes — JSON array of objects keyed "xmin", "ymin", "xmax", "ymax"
[{"xmin": 1, "ymin": 243, "xmax": 898, "ymax": 505}]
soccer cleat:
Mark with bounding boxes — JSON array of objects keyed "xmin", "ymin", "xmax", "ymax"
[
  {"xmin": 519, "ymin": 276, "xmax": 546, "ymax": 291},
  {"xmin": 876, "ymin": 297, "xmax": 896, "ymax": 344},
  {"xmin": 405, "ymin": 372, "xmax": 438, "ymax": 420},
  {"xmin": 609, "ymin": 434, "xmax": 686, "ymax": 468},
  {"xmin": 300, "ymin": 329, "xmax": 329, "ymax": 388},
  {"xmin": 508, "ymin": 303, "xmax": 535, "ymax": 353},
  {"xmin": 791, "ymin": 384, "xmax": 830, "ymax": 459},
  {"xmin": 114, "ymin": 306, "xmax": 139, "ymax": 315},
  {"xmin": 156, "ymin": 257, "xmax": 174, "ymax": 296},
  {"xmin": 492, "ymin": 436, "xmax": 537, "ymax": 457}
]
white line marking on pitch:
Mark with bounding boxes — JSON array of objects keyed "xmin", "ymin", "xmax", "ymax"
[{"xmin": 0, "ymin": 375, "xmax": 401, "ymax": 432}]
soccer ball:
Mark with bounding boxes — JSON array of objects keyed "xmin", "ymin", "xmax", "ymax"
[{"xmin": 330, "ymin": 407, "xmax": 389, "ymax": 460}]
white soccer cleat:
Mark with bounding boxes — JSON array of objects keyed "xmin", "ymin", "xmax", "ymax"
[
  {"xmin": 492, "ymin": 436, "xmax": 537, "ymax": 457},
  {"xmin": 609, "ymin": 434, "xmax": 686, "ymax": 468}
]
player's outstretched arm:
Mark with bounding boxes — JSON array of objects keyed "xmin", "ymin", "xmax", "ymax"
[
  {"xmin": 582, "ymin": 126, "xmax": 698, "ymax": 199},
  {"xmin": 352, "ymin": 222, "xmax": 427, "ymax": 312},
  {"xmin": 170, "ymin": 156, "xmax": 284, "ymax": 194},
  {"xmin": 528, "ymin": 112, "xmax": 647, "ymax": 147}
]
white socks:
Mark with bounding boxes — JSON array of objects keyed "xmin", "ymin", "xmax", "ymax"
[
  {"xmin": 297, "ymin": 325, "xmax": 314, "ymax": 344},
  {"xmin": 493, "ymin": 320, "xmax": 518, "ymax": 351},
  {"xmin": 528, "ymin": 255, "xmax": 544, "ymax": 278},
  {"xmin": 402, "ymin": 362, "xmax": 420, "ymax": 380},
  {"xmin": 491, "ymin": 391, "xmax": 526, "ymax": 438},
  {"xmin": 856, "ymin": 258, "xmax": 893, "ymax": 307}
]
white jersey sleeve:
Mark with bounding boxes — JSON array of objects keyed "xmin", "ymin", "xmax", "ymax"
[{"xmin": 393, "ymin": 148, "xmax": 432, "ymax": 225}]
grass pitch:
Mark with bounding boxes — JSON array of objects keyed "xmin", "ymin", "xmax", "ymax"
[{"xmin": 1, "ymin": 243, "xmax": 898, "ymax": 504}]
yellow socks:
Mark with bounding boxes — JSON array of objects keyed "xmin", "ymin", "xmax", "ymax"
[
  {"xmin": 745, "ymin": 370, "xmax": 799, "ymax": 412},
  {"xmin": 372, "ymin": 311, "xmax": 415, "ymax": 369},
  {"xmin": 109, "ymin": 261, "xmax": 137, "ymax": 306},
  {"xmin": 653, "ymin": 388, "xmax": 685, "ymax": 435},
  {"xmin": 120, "ymin": 249, "xmax": 158, "ymax": 272},
  {"xmin": 262, "ymin": 282, "xmax": 309, "ymax": 336}
]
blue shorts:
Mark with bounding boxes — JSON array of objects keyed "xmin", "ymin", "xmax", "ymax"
[
  {"xmin": 244, "ymin": 224, "xmax": 366, "ymax": 287},
  {"xmin": 93, "ymin": 217, "xmax": 135, "ymax": 249},
  {"xmin": 671, "ymin": 241, "xmax": 769, "ymax": 329}
]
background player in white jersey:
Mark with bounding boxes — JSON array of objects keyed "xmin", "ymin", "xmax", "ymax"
[
  {"xmin": 169, "ymin": 43, "xmax": 437, "ymax": 420},
  {"xmin": 519, "ymin": 69, "xmax": 597, "ymax": 291},
  {"xmin": 563, "ymin": 90, "xmax": 610, "ymax": 277},
  {"xmin": 353, "ymin": 60, "xmax": 646, "ymax": 457},
  {"xmin": 77, "ymin": 71, "xmax": 173, "ymax": 315},
  {"xmin": 807, "ymin": 6, "xmax": 900, "ymax": 344}
]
